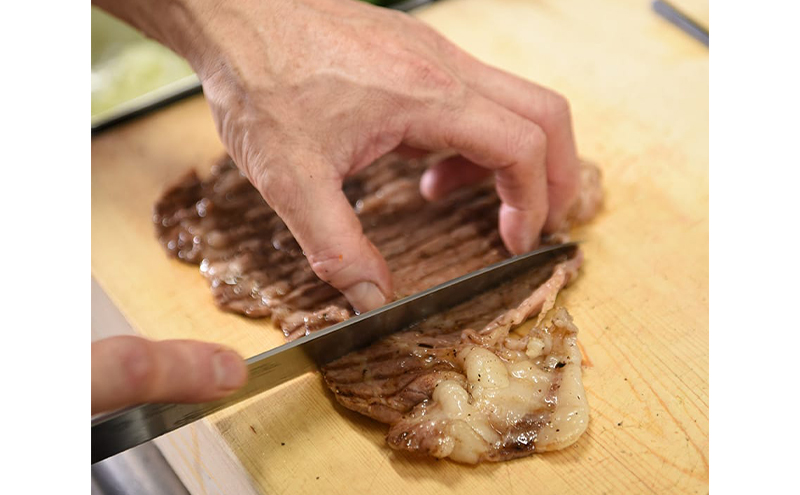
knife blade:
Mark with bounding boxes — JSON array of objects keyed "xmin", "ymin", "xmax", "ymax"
[{"xmin": 91, "ymin": 241, "xmax": 578, "ymax": 463}]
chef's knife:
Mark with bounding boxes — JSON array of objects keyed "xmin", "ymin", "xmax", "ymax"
[{"xmin": 92, "ymin": 241, "xmax": 578, "ymax": 463}]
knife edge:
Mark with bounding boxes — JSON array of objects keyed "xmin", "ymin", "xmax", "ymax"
[{"xmin": 92, "ymin": 241, "xmax": 578, "ymax": 463}]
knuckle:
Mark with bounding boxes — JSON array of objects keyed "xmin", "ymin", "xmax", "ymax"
[
  {"xmin": 251, "ymin": 165, "xmax": 298, "ymax": 210},
  {"xmin": 507, "ymin": 121, "xmax": 547, "ymax": 160},
  {"xmin": 540, "ymin": 90, "xmax": 572, "ymax": 127},
  {"xmin": 406, "ymin": 57, "xmax": 460, "ymax": 92},
  {"xmin": 306, "ymin": 243, "xmax": 360, "ymax": 285}
]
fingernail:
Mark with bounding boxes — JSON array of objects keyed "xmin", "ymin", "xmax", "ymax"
[
  {"xmin": 500, "ymin": 204, "xmax": 542, "ymax": 254},
  {"xmin": 510, "ymin": 224, "xmax": 538, "ymax": 254},
  {"xmin": 213, "ymin": 350, "xmax": 246, "ymax": 390},
  {"xmin": 343, "ymin": 281, "xmax": 386, "ymax": 314},
  {"xmin": 419, "ymin": 169, "xmax": 436, "ymax": 200},
  {"xmin": 520, "ymin": 230, "xmax": 540, "ymax": 253}
]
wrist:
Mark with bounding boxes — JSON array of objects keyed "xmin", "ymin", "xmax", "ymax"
[{"xmin": 92, "ymin": 0, "xmax": 234, "ymax": 76}]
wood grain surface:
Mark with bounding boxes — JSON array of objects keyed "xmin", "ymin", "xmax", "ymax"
[{"xmin": 91, "ymin": 0, "xmax": 709, "ymax": 493}]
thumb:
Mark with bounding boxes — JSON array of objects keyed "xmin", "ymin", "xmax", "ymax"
[
  {"xmin": 91, "ymin": 336, "xmax": 248, "ymax": 415},
  {"xmin": 254, "ymin": 159, "xmax": 392, "ymax": 313}
]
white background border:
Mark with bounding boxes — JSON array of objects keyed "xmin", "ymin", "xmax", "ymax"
[{"xmin": 2, "ymin": 0, "xmax": 798, "ymax": 492}]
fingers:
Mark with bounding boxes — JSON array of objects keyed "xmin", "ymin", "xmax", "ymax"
[
  {"xmin": 419, "ymin": 155, "xmax": 492, "ymax": 201},
  {"xmin": 253, "ymin": 161, "xmax": 392, "ymax": 313},
  {"xmin": 406, "ymin": 92, "xmax": 549, "ymax": 254},
  {"xmin": 451, "ymin": 53, "xmax": 581, "ymax": 231},
  {"xmin": 91, "ymin": 336, "xmax": 247, "ymax": 415}
]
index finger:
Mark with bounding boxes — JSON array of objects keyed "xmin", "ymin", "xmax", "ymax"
[{"xmin": 91, "ymin": 336, "xmax": 247, "ymax": 415}]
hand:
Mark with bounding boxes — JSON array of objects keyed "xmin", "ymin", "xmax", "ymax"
[
  {"xmin": 94, "ymin": 0, "xmax": 581, "ymax": 313},
  {"xmin": 91, "ymin": 336, "xmax": 247, "ymax": 415}
]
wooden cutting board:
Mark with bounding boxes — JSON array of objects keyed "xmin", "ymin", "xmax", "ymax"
[{"xmin": 91, "ymin": 0, "xmax": 709, "ymax": 493}]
